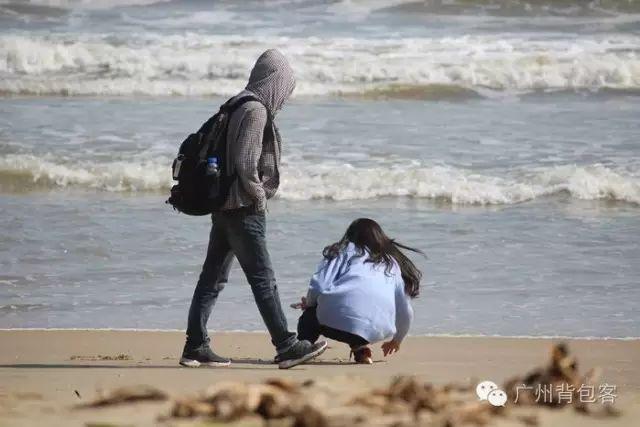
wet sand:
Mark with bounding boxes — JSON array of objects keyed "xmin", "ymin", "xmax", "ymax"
[{"xmin": 0, "ymin": 330, "xmax": 638, "ymax": 426}]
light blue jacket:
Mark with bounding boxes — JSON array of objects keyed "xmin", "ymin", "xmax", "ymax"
[{"xmin": 305, "ymin": 243, "xmax": 414, "ymax": 343}]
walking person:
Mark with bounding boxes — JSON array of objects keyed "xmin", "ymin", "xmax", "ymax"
[{"xmin": 180, "ymin": 49, "xmax": 327, "ymax": 369}]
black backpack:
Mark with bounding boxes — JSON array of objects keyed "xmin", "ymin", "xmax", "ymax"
[{"xmin": 166, "ymin": 95, "xmax": 262, "ymax": 215}]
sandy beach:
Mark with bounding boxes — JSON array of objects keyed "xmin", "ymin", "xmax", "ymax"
[
  {"xmin": 0, "ymin": 330, "xmax": 638, "ymax": 426},
  {"xmin": 2, "ymin": 1, "xmax": 639, "ymax": 426}
]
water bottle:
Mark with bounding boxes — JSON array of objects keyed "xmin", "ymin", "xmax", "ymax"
[
  {"xmin": 206, "ymin": 156, "xmax": 219, "ymax": 176},
  {"xmin": 206, "ymin": 156, "xmax": 220, "ymax": 199}
]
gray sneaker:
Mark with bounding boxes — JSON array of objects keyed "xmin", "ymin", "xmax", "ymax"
[
  {"xmin": 277, "ymin": 340, "xmax": 327, "ymax": 369},
  {"xmin": 179, "ymin": 344, "xmax": 231, "ymax": 367}
]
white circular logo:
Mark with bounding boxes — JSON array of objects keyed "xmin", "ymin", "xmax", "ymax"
[
  {"xmin": 476, "ymin": 380, "xmax": 508, "ymax": 407},
  {"xmin": 487, "ymin": 389, "xmax": 508, "ymax": 407},
  {"xmin": 475, "ymin": 380, "xmax": 498, "ymax": 401}
]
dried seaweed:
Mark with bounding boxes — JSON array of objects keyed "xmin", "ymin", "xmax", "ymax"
[
  {"xmin": 504, "ymin": 342, "xmax": 619, "ymax": 417},
  {"xmin": 80, "ymin": 385, "xmax": 167, "ymax": 408},
  {"xmin": 81, "ymin": 343, "xmax": 620, "ymax": 426},
  {"xmin": 70, "ymin": 354, "xmax": 132, "ymax": 361}
]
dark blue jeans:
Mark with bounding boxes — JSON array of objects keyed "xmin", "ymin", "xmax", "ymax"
[{"xmin": 185, "ymin": 208, "xmax": 297, "ymax": 353}]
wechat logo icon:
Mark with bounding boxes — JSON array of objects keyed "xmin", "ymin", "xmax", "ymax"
[{"xmin": 476, "ymin": 380, "xmax": 507, "ymax": 407}]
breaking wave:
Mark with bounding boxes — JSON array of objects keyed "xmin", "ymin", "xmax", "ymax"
[
  {"xmin": 331, "ymin": 0, "xmax": 640, "ymax": 16},
  {"xmin": 0, "ymin": 0, "xmax": 172, "ymax": 9},
  {"xmin": 1, "ymin": 154, "xmax": 638, "ymax": 205},
  {"xmin": 6, "ymin": 0, "xmax": 640, "ymax": 14},
  {"xmin": 1, "ymin": 32, "xmax": 639, "ymax": 97}
]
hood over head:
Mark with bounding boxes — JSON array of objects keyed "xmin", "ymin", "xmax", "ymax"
[{"xmin": 245, "ymin": 49, "xmax": 295, "ymax": 116}]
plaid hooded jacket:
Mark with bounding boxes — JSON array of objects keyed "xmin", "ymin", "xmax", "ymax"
[{"xmin": 222, "ymin": 49, "xmax": 296, "ymax": 212}]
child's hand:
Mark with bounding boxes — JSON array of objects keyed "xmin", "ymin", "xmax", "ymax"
[
  {"xmin": 381, "ymin": 340, "xmax": 401, "ymax": 356},
  {"xmin": 289, "ymin": 297, "xmax": 308, "ymax": 310}
]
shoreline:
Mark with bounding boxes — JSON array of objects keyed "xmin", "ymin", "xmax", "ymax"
[
  {"xmin": 1, "ymin": 328, "xmax": 638, "ymax": 341},
  {"xmin": 1, "ymin": 330, "xmax": 639, "ymax": 426}
]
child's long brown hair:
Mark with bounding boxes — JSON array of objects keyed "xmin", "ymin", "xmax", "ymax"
[{"xmin": 322, "ymin": 218, "xmax": 425, "ymax": 298}]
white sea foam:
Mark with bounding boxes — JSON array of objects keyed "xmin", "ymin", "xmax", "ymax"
[
  {"xmin": 330, "ymin": 0, "xmax": 640, "ymax": 16},
  {"xmin": 1, "ymin": 32, "xmax": 639, "ymax": 97},
  {"xmin": 0, "ymin": 154, "xmax": 169, "ymax": 192},
  {"xmin": 327, "ymin": 0, "xmax": 416, "ymax": 17},
  {"xmin": 280, "ymin": 163, "xmax": 640, "ymax": 205},
  {"xmin": 0, "ymin": 0, "xmax": 173, "ymax": 9},
  {"xmin": 2, "ymin": 154, "xmax": 638, "ymax": 205}
]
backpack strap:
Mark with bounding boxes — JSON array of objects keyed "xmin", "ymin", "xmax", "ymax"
[
  {"xmin": 221, "ymin": 94, "xmax": 263, "ymax": 114},
  {"xmin": 198, "ymin": 95, "xmax": 268, "ymax": 161},
  {"xmin": 223, "ymin": 94, "xmax": 274, "ymax": 128},
  {"xmin": 219, "ymin": 94, "xmax": 274, "ymax": 147}
]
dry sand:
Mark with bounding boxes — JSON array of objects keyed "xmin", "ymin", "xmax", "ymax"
[{"xmin": 0, "ymin": 330, "xmax": 638, "ymax": 426}]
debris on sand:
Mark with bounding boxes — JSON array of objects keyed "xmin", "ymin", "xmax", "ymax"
[
  {"xmin": 70, "ymin": 354, "xmax": 132, "ymax": 361},
  {"xmin": 171, "ymin": 381, "xmax": 298, "ymax": 421},
  {"xmin": 79, "ymin": 343, "xmax": 618, "ymax": 426},
  {"xmin": 167, "ymin": 375, "xmax": 505, "ymax": 426},
  {"xmin": 80, "ymin": 385, "xmax": 167, "ymax": 408},
  {"xmin": 504, "ymin": 343, "xmax": 620, "ymax": 417},
  {"xmin": 164, "ymin": 343, "xmax": 619, "ymax": 426}
]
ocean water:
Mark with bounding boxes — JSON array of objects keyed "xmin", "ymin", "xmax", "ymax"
[{"xmin": 1, "ymin": 0, "xmax": 639, "ymax": 338}]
